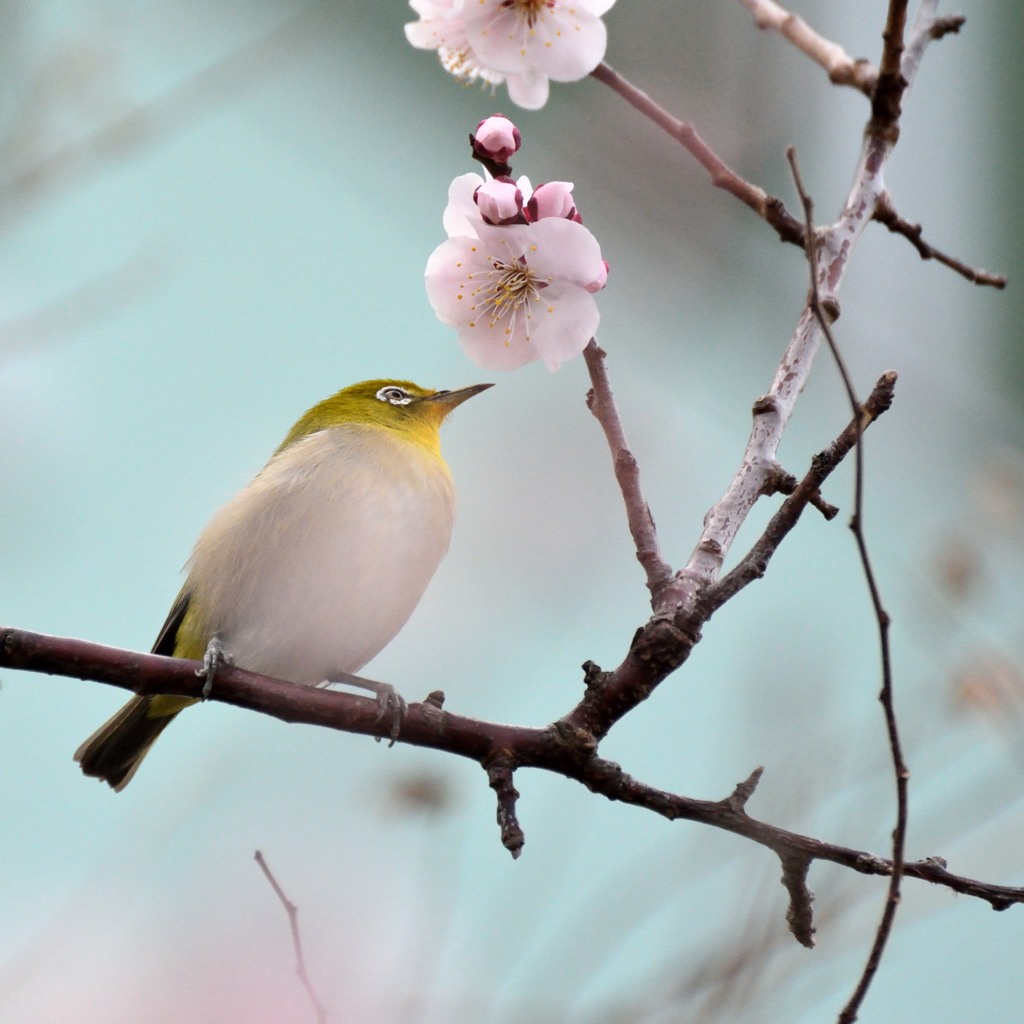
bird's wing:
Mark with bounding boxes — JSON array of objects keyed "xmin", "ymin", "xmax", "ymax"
[{"xmin": 151, "ymin": 587, "xmax": 192, "ymax": 656}]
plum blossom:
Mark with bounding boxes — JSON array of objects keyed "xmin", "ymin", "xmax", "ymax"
[
  {"xmin": 405, "ymin": 0, "xmax": 617, "ymax": 109},
  {"xmin": 426, "ymin": 172, "xmax": 606, "ymax": 371}
]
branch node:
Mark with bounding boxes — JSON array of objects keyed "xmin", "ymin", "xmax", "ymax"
[
  {"xmin": 726, "ymin": 765, "xmax": 764, "ymax": 812},
  {"xmin": 809, "ymin": 490, "xmax": 840, "ymax": 520},
  {"xmin": 779, "ymin": 852, "xmax": 817, "ymax": 948},
  {"xmin": 485, "ymin": 753, "xmax": 525, "ymax": 859},
  {"xmin": 752, "ymin": 393, "xmax": 780, "ymax": 416},
  {"xmin": 552, "ymin": 718, "xmax": 599, "ymax": 758},
  {"xmin": 820, "ymin": 295, "xmax": 841, "ymax": 323},
  {"xmin": 764, "ymin": 463, "xmax": 799, "ymax": 497},
  {"xmin": 931, "ymin": 15, "xmax": 966, "ymax": 40},
  {"xmin": 580, "ymin": 660, "xmax": 612, "ymax": 706}
]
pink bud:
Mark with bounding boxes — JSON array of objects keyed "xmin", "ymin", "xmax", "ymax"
[
  {"xmin": 471, "ymin": 114, "xmax": 522, "ymax": 165},
  {"xmin": 526, "ymin": 181, "xmax": 580, "ymax": 223},
  {"xmin": 584, "ymin": 259, "xmax": 609, "ymax": 293},
  {"xmin": 473, "ymin": 177, "xmax": 525, "ymax": 225}
]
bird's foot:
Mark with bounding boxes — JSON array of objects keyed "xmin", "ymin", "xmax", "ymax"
[
  {"xmin": 371, "ymin": 683, "xmax": 407, "ymax": 748},
  {"xmin": 197, "ymin": 635, "xmax": 232, "ymax": 699},
  {"xmin": 319, "ymin": 671, "xmax": 407, "ymax": 746}
]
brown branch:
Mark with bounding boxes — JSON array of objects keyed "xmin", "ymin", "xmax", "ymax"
[
  {"xmin": 780, "ymin": 853, "xmax": 816, "ymax": 949},
  {"xmin": 582, "ymin": 339, "xmax": 679, "ymax": 606},
  {"xmin": 573, "ymin": 756, "xmax": 1024, "ymax": 911},
  {"xmin": 707, "ymin": 371, "xmax": 898, "ymax": 614},
  {"xmin": 5, "ymin": 626, "xmax": 1024, "ymax": 921},
  {"xmin": 786, "ymin": 146, "xmax": 906, "ymax": 1024},
  {"xmin": 562, "ymin": 373, "xmax": 896, "ymax": 742},
  {"xmin": 254, "ymin": 850, "xmax": 328, "ymax": 1024},
  {"xmin": 588, "ymin": 61, "xmax": 805, "ymax": 246},
  {"xmin": 486, "ymin": 754, "xmax": 525, "ymax": 859},
  {"xmin": 874, "ymin": 194, "xmax": 1007, "ymax": 288}
]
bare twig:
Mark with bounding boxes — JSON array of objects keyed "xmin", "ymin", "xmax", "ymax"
[
  {"xmin": 779, "ymin": 853, "xmax": 816, "ymax": 949},
  {"xmin": 562, "ymin": 379, "xmax": 895, "ymax": 741},
  {"xmin": 707, "ymin": 372, "xmax": 898, "ymax": 614},
  {"xmin": 786, "ymin": 145, "xmax": 906, "ymax": 1024},
  {"xmin": 738, "ymin": 0, "xmax": 877, "ymax": 94},
  {"xmin": 670, "ymin": 0, "xmax": 963, "ymax": 600},
  {"xmin": 582, "ymin": 339, "xmax": 678, "ymax": 605},
  {"xmin": 254, "ymin": 850, "xmax": 328, "ymax": 1024},
  {"xmin": 589, "ymin": 61, "xmax": 805, "ymax": 246},
  {"xmin": 874, "ymin": 194, "xmax": 1007, "ymax": 288},
  {"xmin": 486, "ymin": 754, "xmax": 525, "ymax": 859}
]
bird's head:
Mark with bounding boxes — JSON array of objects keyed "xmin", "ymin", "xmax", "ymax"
[{"xmin": 276, "ymin": 379, "xmax": 493, "ymax": 455}]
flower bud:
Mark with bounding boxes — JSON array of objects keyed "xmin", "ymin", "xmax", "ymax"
[
  {"xmin": 525, "ymin": 181, "xmax": 581, "ymax": 223},
  {"xmin": 471, "ymin": 114, "xmax": 522, "ymax": 165},
  {"xmin": 473, "ymin": 176, "xmax": 525, "ymax": 225}
]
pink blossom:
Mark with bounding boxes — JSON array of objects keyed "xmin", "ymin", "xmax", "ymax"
[
  {"xmin": 405, "ymin": 0, "xmax": 617, "ymax": 110},
  {"xmin": 425, "ymin": 214, "xmax": 604, "ymax": 372}
]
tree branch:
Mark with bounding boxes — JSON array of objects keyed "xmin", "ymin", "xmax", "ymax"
[
  {"xmin": 738, "ymin": 0, "xmax": 877, "ymax": 95},
  {"xmin": 874, "ymin": 193, "xmax": 1007, "ymax": 288},
  {"xmin": 589, "ymin": 61, "xmax": 806, "ymax": 246},
  {"xmin": 6, "ymin": 627, "xmax": 1024, "ymax": 923},
  {"xmin": 254, "ymin": 850, "xmax": 328, "ymax": 1024},
  {"xmin": 787, "ymin": 144, "xmax": 906, "ymax": 1024},
  {"xmin": 582, "ymin": 338, "xmax": 679, "ymax": 606}
]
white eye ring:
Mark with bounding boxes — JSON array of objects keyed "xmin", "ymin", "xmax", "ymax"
[{"xmin": 376, "ymin": 386, "xmax": 413, "ymax": 406}]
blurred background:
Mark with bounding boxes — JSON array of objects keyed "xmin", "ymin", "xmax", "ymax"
[{"xmin": 2, "ymin": 2, "xmax": 1022, "ymax": 1021}]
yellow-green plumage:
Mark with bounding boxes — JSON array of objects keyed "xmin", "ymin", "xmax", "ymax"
[{"xmin": 75, "ymin": 379, "xmax": 490, "ymax": 791}]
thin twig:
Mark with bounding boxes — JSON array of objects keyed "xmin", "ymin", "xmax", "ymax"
[
  {"xmin": 485, "ymin": 754, "xmax": 525, "ymax": 859},
  {"xmin": 254, "ymin": 850, "xmax": 329, "ymax": 1024},
  {"xmin": 582, "ymin": 339, "xmax": 677, "ymax": 605},
  {"xmin": 707, "ymin": 371, "xmax": 898, "ymax": 614},
  {"xmin": 589, "ymin": 61, "xmax": 805, "ymax": 246},
  {"xmin": 786, "ymin": 146, "xmax": 907, "ymax": 1024},
  {"xmin": 738, "ymin": 0, "xmax": 877, "ymax": 94},
  {"xmin": 672, "ymin": 0, "xmax": 957, "ymax": 597},
  {"xmin": 874, "ymin": 194, "xmax": 1007, "ymax": 288}
]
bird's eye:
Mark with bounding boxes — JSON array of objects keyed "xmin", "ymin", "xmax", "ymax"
[{"xmin": 376, "ymin": 386, "xmax": 413, "ymax": 406}]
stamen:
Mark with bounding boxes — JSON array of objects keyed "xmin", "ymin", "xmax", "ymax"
[
  {"xmin": 464, "ymin": 244, "xmax": 551, "ymax": 345},
  {"xmin": 501, "ymin": 0, "xmax": 556, "ymax": 30}
]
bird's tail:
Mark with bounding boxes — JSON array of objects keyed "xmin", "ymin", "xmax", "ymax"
[{"xmin": 75, "ymin": 694, "xmax": 193, "ymax": 791}]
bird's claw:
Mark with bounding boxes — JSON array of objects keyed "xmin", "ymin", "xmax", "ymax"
[
  {"xmin": 374, "ymin": 684, "xmax": 407, "ymax": 748},
  {"xmin": 197, "ymin": 635, "xmax": 232, "ymax": 699}
]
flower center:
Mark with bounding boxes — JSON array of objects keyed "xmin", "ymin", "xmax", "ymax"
[
  {"xmin": 468, "ymin": 252, "xmax": 549, "ymax": 343},
  {"xmin": 503, "ymin": 0, "xmax": 555, "ymax": 29}
]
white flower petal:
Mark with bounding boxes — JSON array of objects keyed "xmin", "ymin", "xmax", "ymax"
[
  {"xmin": 442, "ymin": 173, "xmax": 486, "ymax": 238},
  {"xmin": 506, "ymin": 70, "xmax": 550, "ymax": 110},
  {"xmin": 504, "ymin": 278, "xmax": 598, "ymax": 371},
  {"xmin": 518, "ymin": 217, "xmax": 604, "ymax": 288},
  {"xmin": 467, "ymin": 1, "xmax": 607, "ymax": 81}
]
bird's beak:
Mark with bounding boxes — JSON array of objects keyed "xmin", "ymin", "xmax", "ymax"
[{"xmin": 420, "ymin": 383, "xmax": 494, "ymax": 411}]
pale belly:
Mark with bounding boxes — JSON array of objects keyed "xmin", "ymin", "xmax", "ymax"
[{"xmin": 180, "ymin": 425, "xmax": 455, "ymax": 684}]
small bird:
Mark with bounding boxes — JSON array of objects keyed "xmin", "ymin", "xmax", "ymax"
[{"xmin": 75, "ymin": 378, "xmax": 492, "ymax": 790}]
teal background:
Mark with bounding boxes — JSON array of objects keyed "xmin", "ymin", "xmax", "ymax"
[{"xmin": 2, "ymin": 2, "xmax": 1022, "ymax": 1021}]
